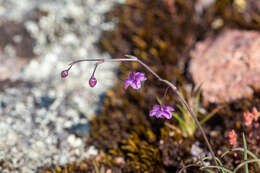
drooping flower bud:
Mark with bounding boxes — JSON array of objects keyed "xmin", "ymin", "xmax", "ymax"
[
  {"xmin": 89, "ymin": 77, "xmax": 97, "ymax": 87},
  {"xmin": 61, "ymin": 70, "xmax": 69, "ymax": 78}
]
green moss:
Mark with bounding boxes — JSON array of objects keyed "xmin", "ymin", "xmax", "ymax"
[
  {"xmin": 214, "ymin": 0, "xmax": 260, "ymax": 29},
  {"xmin": 91, "ymin": 0, "xmax": 260, "ymax": 171},
  {"xmin": 100, "ymin": 132, "xmax": 161, "ymax": 172},
  {"xmin": 37, "ymin": 160, "xmax": 95, "ymax": 173}
]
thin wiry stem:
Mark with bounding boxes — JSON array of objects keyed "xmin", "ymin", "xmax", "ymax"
[
  {"xmin": 162, "ymin": 86, "xmax": 170, "ymax": 105},
  {"xmin": 65, "ymin": 54, "xmax": 218, "ymax": 168},
  {"xmin": 68, "ymin": 57, "xmax": 137, "ymax": 66},
  {"xmin": 91, "ymin": 61, "xmax": 103, "ymax": 78},
  {"xmin": 177, "ymin": 164, "xmax": 202, "ymax": 173}
]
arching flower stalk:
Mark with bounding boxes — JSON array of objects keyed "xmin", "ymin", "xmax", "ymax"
[{"xmin": 61, "ymin": 55, "xmax": 218, "ymax": 166}]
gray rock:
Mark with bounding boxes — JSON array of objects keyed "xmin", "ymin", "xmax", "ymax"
[{"xmin": 0, "ymin": 0, "xmax": 125, "ymax": 172}]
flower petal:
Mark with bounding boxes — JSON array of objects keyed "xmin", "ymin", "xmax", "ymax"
[
  {"xmin": 164, "ymin": 106, "xmax": 174, "ymax": 112},
  {"xmin": 163, "ymin": 111, "xmax": 172, "ymax": 119},
  {"xmin": 131, "ymin": 80, "xmax": 141, "ymax": 90},
  {"xmin": 135, "ymin": 72, "xmax": 147, "ymax": 81},
  {"xmin": 124, "ymin": 72, "xmax": 147, "ymax": 90},
  {"xmin": 129, "ymin": 72, "xmax": 135, "ymax": 78},
  {"xmin": 156, "ymin": 111, "xmax": 165, "ymax": 118},
  {"xmin": 149, "ymin": 110, "xmax": 157, "ymax": 117},
  {"xmin": 124, "ymin": 78, "xmax": 133, "ymax": 89},
  {"xmin": 153, "ymin": 105, "xmax": 161, "ymax": 111}
]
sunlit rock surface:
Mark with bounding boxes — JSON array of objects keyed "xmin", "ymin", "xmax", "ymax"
[{"xmin": 189, "ymin": 29, "xmax": 260, "ymax": 103}]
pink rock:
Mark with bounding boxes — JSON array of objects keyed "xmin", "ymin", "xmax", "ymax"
[
  {"xmin": 189, "ymin": 29, "xmax": 260, "ymax": 103},
  {"xmin": 0, "ymin": 50, "xmax": 30, "ymax": 80}
]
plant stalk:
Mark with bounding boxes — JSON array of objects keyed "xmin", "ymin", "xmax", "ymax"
[{"xmin": 66, "ymin": 54, "xmax": 218, "ymax": 167}]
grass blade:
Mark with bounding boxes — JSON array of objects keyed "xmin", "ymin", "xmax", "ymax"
[
  {"xmin": 243, "ymin": 133, "xmax": 248, "ymax": 173},
  {"xmin": 201, "ymin": 165, "xmax": 233, "ymax": 173},
  {"xmin": 221, "ymin": 148, "xmax": 260, "ymax": 168},
  {"xmin": 234, "ymin": 159, "xmax": 260, "ymax": 173},
  {"xmin": 93, "ymin": 161, "xmax": 100, "ymax": 173},
  {"xmin": 200, "ymin": 106, "xmax": 222, "ymax": 125},
  {"xmin": 194, "ymin": 87, "xmax": 201, "ymax": 116}
]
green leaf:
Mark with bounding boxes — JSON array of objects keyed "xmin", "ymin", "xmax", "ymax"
[
  {"xmin": 200, "ymin": 106, "xmax": 222, "ymax": 125},
  {"xmin": 221, "ymin": 148, "xmax": 260, "ymax": 168},
  {"xmin": 93, "ymin": 161, "xmax": 100, "ymax": 173},
  {"xmin": 177, "ymin": 104, "xmax": 187, "ymax": 115},
  {"xmin": 234, "ymin": 159, "xmax": 260, "ymax": 173},
  {"xmin": 243, "ymin": 133, "xmax": 248, "ymax": 173},
  {"xmin": 194, "ymin": 86, "xmax": 201, "ymax": 116},
  {"xmin": 201, "ymin": 165, "xmax": 233, "ymax": 173},
  {"xmin": 156, "ymin": 97, "xmax": 162, "ymax": 105},
  {"xmin": 201, "ymin": 156, "xmax": 226, "ymax": 173},
  {"xmin": 172, "ymin": 112, "xmax": 188, "ymax": 136}
]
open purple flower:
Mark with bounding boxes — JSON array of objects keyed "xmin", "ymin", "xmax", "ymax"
[
  {"xmin": 149, "ymin": 104, "xmax": 174, "ymax": 119},
  {"xmin": 124, "ymin": 72, "xmax": 147, "ymax": 90}
]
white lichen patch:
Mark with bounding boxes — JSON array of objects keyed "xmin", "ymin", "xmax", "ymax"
[{"xmin": 0, "ymin": 0, "xmax": 125, "ymax": 172}]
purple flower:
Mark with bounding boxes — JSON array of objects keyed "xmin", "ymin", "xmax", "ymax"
[
  {"xmin": 124, "ymin": 72, "xmax": 147, "ymax": 90},
  {"xmin": 149, "ymin": 105, "xmax": 174, "ymax": 119}
]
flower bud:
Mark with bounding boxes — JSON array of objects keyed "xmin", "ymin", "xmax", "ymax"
[
  {"xmin": 61, "ymin": 70, "xmax": 69, "ymax": 78},
  {"xmin": 89, "ymin": 77, "xmax": 97, "ymax": 87}
]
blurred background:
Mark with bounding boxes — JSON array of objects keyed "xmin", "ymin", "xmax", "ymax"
[
  {"xmin": 1, "ymin": 0, "xmax": 260, "ymax": 172},
  {"xmin": 0, "ymin": 0, "xmax": 122, "ymax": 172}
]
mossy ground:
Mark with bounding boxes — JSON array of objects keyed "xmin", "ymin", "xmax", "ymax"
[{"xmin": 39, "ymin": 0, "xmax": 260, "ymax": 172}]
